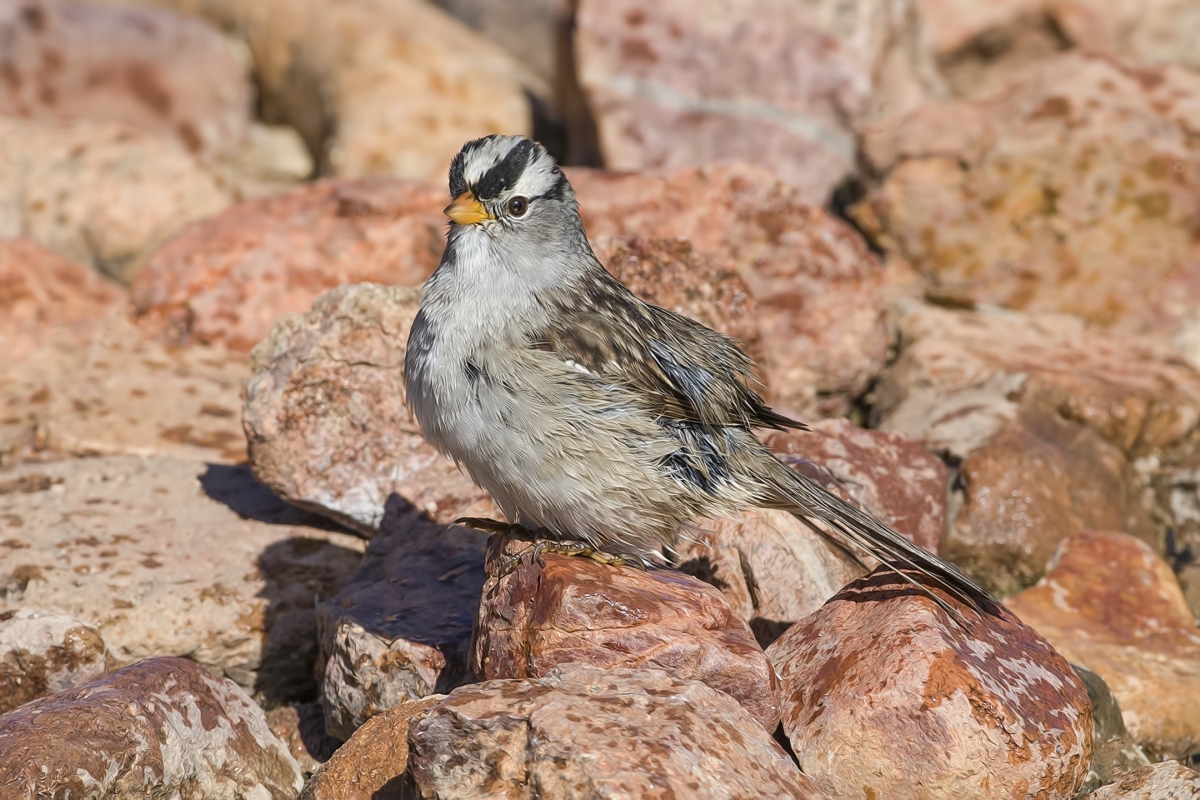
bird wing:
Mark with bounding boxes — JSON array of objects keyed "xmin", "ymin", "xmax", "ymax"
[{"xmin": 531, "ymin": 268, "xmax": 805, "ymax": 432}]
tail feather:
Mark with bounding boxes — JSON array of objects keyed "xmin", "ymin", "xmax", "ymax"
[{"xmin": 764, "ymin": 461, "xmax": 1003, "ymax": 622}]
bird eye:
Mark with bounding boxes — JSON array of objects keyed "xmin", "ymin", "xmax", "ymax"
[{"xmin": 507, "ymin": 196, "xmax": 528, "ymax": 217}]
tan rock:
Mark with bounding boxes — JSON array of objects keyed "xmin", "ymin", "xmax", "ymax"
[
  {"xmin": 574, "ymin": 0, "xmax": 944, "ymax": 204},
  {"xmin": 300, "ymin": 695, "xmax": 441, "ymax": 800},
  {"xmin": 1007, "ymin": 531, "xmax": 1200, "ymax": 760},
  {"xmin": 873, "ymin": 302, "xmax": 1200, "ymax": 594},
  {"xmin": 408, "ymin": 662, "xmax": 830, "ymax": 799},
  {"xmin": 0, "ymin": 608, "xmax": 110, "ymax": 714},
  {"xmin": 0, "ymin": 237, "xmax": 125, "ymax": 365},
  {"xmin": 318, "ymin": 501, "xmax": 486, "ymax": 741},
  {"xmin": 0, "ymin": 0, "xmax": 251, "ymax": 158},
  {"xmin": 570, "ymin": 164, "xmax": 890, "ymax": 418},
  {"xmin": 768, "ymin": 567, "xmax": 1093, "ymax": 799},
  {"xmin": 265, "ymin": 702, "xmax": 339, "ymax": 777},
  {"xmin": 472, "ymin": 531, "xmax": 780, "ymax": 731},
  {"xmin": 132, "ymin": 179, "xmax": 447, "ymax": 352},
  {"xmin": 2, "ymin": 317, "xmax": 252, "ymax": 466},
  {"xmin": 244, "ymin": 283, "xmax": 494, "ymax": 534},
  {"xmin": 0, "ymin": 656, "xmax": 303, "ymax": 798},
  {"xmin": 0, "ymin": 116, "xmax": 238, "ymax": 281},
  {"xmin": 0, "ymin": 455, "xmax": 366, "ymax": 696},
  {"xmin": 855, "ymin": 52, "xmax": 1200, "ymax": 355},
  {"xmin": 1089, "ymin": 762, "xmax": 1200, "ymax": 799},
  {"xmin": 1072, "ymin": 663, "xmax": 1151, "ymax": 793}
]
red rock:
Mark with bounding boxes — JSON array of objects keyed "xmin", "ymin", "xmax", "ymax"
[
  {"xmin": 244, "ymin": 283, "xmax": 495, "ymax": 534},
  {"xmin": 265, "ymin": 702, "xmax": 339, "ymax": 777},
  {"xmin": 132, "ymin": 178, "xmax": 446, "ymax": 352},
  {"xmin": 768, "ymin": 567, "xmax": 1094, "ymax": 799},
  {"xmin": 408, "ymin": 662, "xmax": 830, "ymax": 799},
  {"xmin": 854, "ymin": 52, "xmax": 1200, "ymax": 357},
  {"xmin": 0, "ymin": 656, "xmax": 303, "ymax": 798},
  {"xmin": 1006, "ymin": 531, "xmax": 1200, "ymax": 760},
  {"xmin": 472, "ymin": 532, "xmax": 781, "ymax": 730},
  {"xmin": 0, "ymin": 237, "xmax": 124, "ymax": 364},
  {"xmin": 317, "ymin": 500, "xmax": 486, "ymax": 741},
  {"xmin": 569, "ymin": 164, "xmax": 890, "ymax": 418},
  {"xmin": 300, "ymin": 695, "xmax": 442, "ymax": 800},
  {"xmin": 0, "ymin": 608, "xmax": 110, "ymax": 714},
  {"xmin": 873, "ymin": 302, "xmax": 1200, "ymax": 594},
  {"xmin": 0, "ymin": 0, "xmax": 251, "ymax": 157}
]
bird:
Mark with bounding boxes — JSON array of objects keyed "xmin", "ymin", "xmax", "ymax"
[{"xmin": 404, "ymin": 134, "xmax": 999, "ymax": 619}]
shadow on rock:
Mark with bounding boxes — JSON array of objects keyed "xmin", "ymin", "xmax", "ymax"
[{"xmin": 199, "ymin": 463, "xmax": 358, "ymax": 534}]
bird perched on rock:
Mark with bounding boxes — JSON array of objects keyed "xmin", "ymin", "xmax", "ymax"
[{"xmin": 405, "ymin": 134, "xmax": 997, "ymax": 618}]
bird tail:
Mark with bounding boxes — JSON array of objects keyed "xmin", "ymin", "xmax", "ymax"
[{"xmin": 762, "ymin": 459, "xmax": 1003, "ymax": 623}]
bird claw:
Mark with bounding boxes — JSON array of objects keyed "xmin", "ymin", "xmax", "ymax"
[
  {"xmin": 453, "ymin": 517, "xmax": 521, "ymax": 536},
  {"xmin": 498, "ymin": 538, "xmax": 629, "ymax": 576}
]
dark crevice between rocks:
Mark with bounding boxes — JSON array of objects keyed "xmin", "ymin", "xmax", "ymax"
[
  {"xmin": 773, "ymin": 722, "xmax": 799, "ymax": 767},
  {"xmin": 827, "ymin": 174, "xmax": 885, "ymax": 257}
]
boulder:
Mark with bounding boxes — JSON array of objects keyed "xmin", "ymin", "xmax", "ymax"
[
  {"xmin": 0, "ymin": 656, "xmax": 303, "ymax": 798},
  {"xmin": 0, "ymin": 0, "xmax": 251, "ymax": 158},
  {"xmin": 472, "ymin": 531, "xmax": 781, "ymax": 730},
  {"xmin": 1007, "ymin": 531, "xmax": 1200, "ymax": 760},
  {"xmin": 1089, "ymin": 762, "xmax": 1200, "ymax": 799},
  {"xmin": 317, "ymin": 499, "xmax": 486, "ymax": 741},
  {"xmin": 0, "ymin": 608, "xmax": 110, "ymax": 714},
  {"xmin": 408, "ymin": 662, "xmax": 830, "ymax": 799},
  {"xmin": 767, "ymin": 567, "xmax": 1094, "ymax": 799},
  {"xmin": 0, "ymin": 455, "xmax": 366, "ymax": 697}
]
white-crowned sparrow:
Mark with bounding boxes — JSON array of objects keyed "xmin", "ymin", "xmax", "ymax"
[{"xmin": 405, "ymin": 134, "xmax": 997, "ymax": 617}]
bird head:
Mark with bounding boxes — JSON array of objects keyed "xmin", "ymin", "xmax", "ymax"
[{"xmin": 444, "ymin": 134, "xmax": 577, "ymax": 233}]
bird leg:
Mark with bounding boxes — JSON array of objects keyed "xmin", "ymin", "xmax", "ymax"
[{"xmin": 453, "ymin": 517, "xmax": 629, "ymax": 573}]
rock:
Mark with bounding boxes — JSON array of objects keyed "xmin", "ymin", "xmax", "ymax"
[
  {"xmin": 569, "ymin": 164, "xmax": 890, "ymax": 418},
  {"xmin": 0, "ymin": 608, "xmax": 110, "ymax": 714},
  {"xmin": 1006, "ymin": 531, "xmax": 1200, "ymax": 761},
  {"xmin": 300, "ymin": 695, "xmax": 441, "ymax": 800},
  {"xmin": 0, "ymin": 237, "xmax": 125, "ymax": 365},
  {"xmin": 854, "ymin": 52, "xmax": 1200, "ymax": 356},
  {"xmin": 132, "ymin": 178, "xmax": 447, "ymax": 352},
  {"xmin": 408, "ymin": 662, "xmax": 829, "ymax": 799},
  {"xmin": 0, "ymin": 0, "xmax": 251, "ymax": 158},
  {"xmin": 574, "ymin": 0, "xmax": 944, "ymax": 204},
  {"xmin": 593, "ymin": 236, "xmax": 767, "ymax": 371},
  {"xmin": 0, "ymin": 455, "xmax": 366, "ymax": 697},
  {"xmin": 1089, "ymin": 762, "xmax": 1200, "ymax": 800},
  {"xmin": 0, "ymin": 116, "xmax": 238, "ymax": 281},
  {"xmin": 872, "ymin": 302, "xmax": 1200, "ymax": 594},
  {"xmin": 244, "ymin": 283, "xmax": 495, "ymax": 534},
  {"xmin": 1072, "ymin": 664, "xmax": 1151, "ymax": 793},
  {"xmin": 1, "ymin": 317, "xmax": 252, "ymax": 466},
  {"xmin": 266, "ymin": 702, "xmax": 340, "ymax": 777},
  {"xmin": 318, "ymin": 499, "xmax": 486, "ymax": 741},
  {"xmin": 0, "ymin": 656, "xmax": 303, "ymax": 798},
  {"xmin": 767, "ymin": 567, "xmax": 1094, "ymax": 799},
  {"xmin": 472, "ymin": 531, "xmax": 781, "ymax": 730},
  {"xmin": 766, "ymin": 417, "xmax": 947, "ymax": 552},
  {"xmin": 226, "ymin": 122, "xmax": 315, "ymax": 184}
]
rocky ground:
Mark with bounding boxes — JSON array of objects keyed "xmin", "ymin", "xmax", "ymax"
[{"xmin": 2, "ymin": 0, "xmax": 1200, "ymax": 798}]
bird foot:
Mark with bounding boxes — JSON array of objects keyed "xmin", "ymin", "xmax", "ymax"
[
  {"xmin": 453, "ymin": 516, "xmax": 520, "ymax": 536},
  {"xmin": 500, "ymin": 538, "xmax": 629, "ymax": 576}
]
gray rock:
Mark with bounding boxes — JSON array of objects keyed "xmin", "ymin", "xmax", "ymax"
[{"xmin": 1089, "ymin": 762, "xmax": 1200, "ymax": 799}]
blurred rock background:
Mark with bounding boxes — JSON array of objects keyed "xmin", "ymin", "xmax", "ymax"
[{"xmin": 3, "ymin": 0, "xmax": 1200, "ymax": 797}]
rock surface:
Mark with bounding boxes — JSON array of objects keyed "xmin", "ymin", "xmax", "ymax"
[
  {"xmin": 1, "ymin": 317, "xmax": 252, "ymax": 466},
  {"xmin": 0, "ymin": 656, "xmax": 303, "ymax": 798},
  {"xmin": 265, "ymin": 701, "xmax": 339, "ymax": 777},
  {"xmin": 244, "ymin": 283, "xmax": 494, "ymax": 533},
  {"xmin": 854, "ymin": 52, "xmax": 1200, "ymax": 357},
  {"xmin": 0, "ymin": 0, "xmax": 251, "ymax": 158},
  {"xmin": 408, "ymin": 662, "xmax": 829, "ymax": 799},
  {"xmin": 1089, "ymin": 761, "xmax": 1200, "ymax": 799},
  {"xmin": 0, "ymin": 455, "xmax": 365, "ymax": 697},
  {"xmin": 873, "ymin": 302, "xmax": 1200, "ymax": 594},
  {"xmin": 0, "ymin": 237, "xmax": 125, "ymax": 364},
  {"xmin": 0, "ymin": 116, "xmax": 239, "ymax": 281},
  {"xmin": 0, "ymin": 608, "xmax": 110, "ymax": 714},
  {"xmin": 132, "ymin": 179, "xmax": 446, "ymax": 351},
  {"xmin": 570, "ymin": 164, "xmax": 890, "ymax": 418},
  {"xmin": 300, "ymin": 695, "xmax": 441, "ymax": 800},
  {"xmin": 768, "ymin": 567, "xmax": 1093, "ymax": 799},
  {"xmin": 318, "ymin": 499, "xmax": 486, "ymax": 741},
  {"xmin": 1072, "ymin": 663, "xmax": 1151, "ymax": 793},
  {"xmin": 1007, "ymin": 531, "xmax": 1200, "ymax": 761},
  {"xmin": 473, "ymin": 531, "xmax": 781, "ymax": 730}
]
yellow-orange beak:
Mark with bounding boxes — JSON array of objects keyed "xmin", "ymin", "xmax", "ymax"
[{"xmin": 444, "ymin": 190, "xmax": 492, "ymax": 225}]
